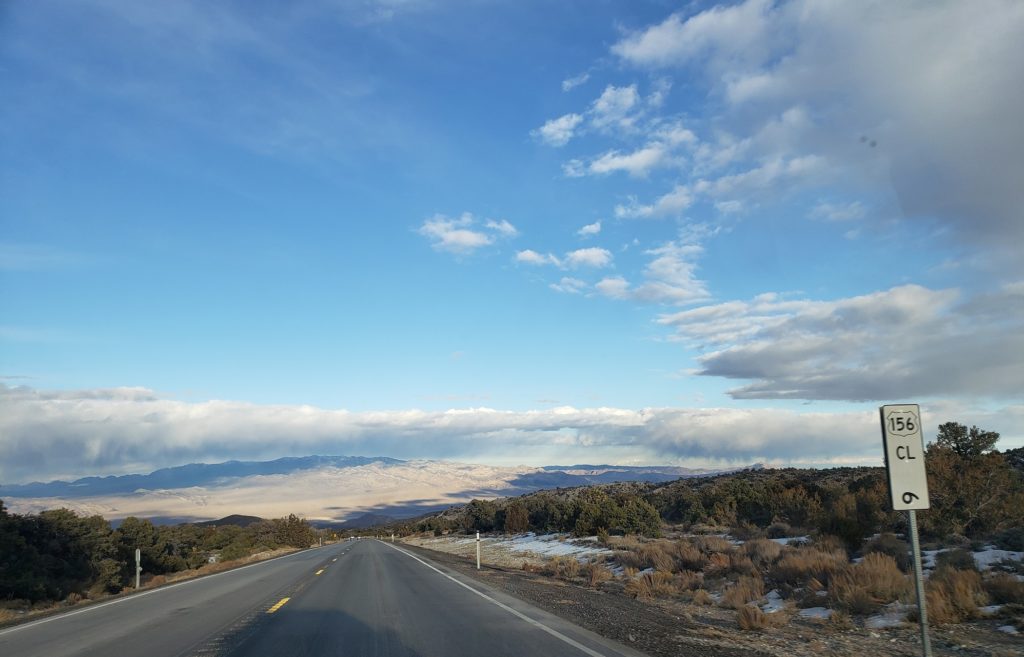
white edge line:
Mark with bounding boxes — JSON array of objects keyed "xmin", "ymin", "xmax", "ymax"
[
  {"xmin": 379, "ymin": 541, "xmax": 608, "ymax": 657},
  {"xmin": 0, "ymin": 546, "xmax": 326, "ymax": 637}
]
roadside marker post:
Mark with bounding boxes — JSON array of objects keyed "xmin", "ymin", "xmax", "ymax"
[
  {"xmin": 880, "ymin": 403, "xmax": 932, "ymax": 657},
  {"xmin": 134, "ymin": 548, "xmax": 141, "ymax": 590},
  {"xmin": 476, "ymin": 532, "xmax": 480, "ymax": 570}
]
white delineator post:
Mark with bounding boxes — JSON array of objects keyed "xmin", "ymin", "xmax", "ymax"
[
  {"xmin": 476, "ymin": 531, "xmax": 481, "ymax": 570},
  {"xmin": 880, "ymin": 403, "xmax": 932, "ymax": 657},
  {"xmin": 391, "ymin": 533, "xmax": 395, "ymax": 543},
  {"xmin": 135, "ymin": 548, "xmax": 141, "ymax": 590}
]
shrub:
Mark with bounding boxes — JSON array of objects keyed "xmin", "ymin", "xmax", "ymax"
[
  {"xmin": 771, "ymin": 548, "xmax": 847, "ymax": 587},
  {"xmin": 993, "ymin": 527, "xmax": 1024, "ymax": 551},
  {"xmin": 694, "ymin": 535, "xmax": 733, "ymax": 554},
  {"xmin": 862, "ymin": 533, "xmax": 911, "ymax": 571},
  {"xmin": 853, "ymin": 552, "xmax": 911, "ymax": 601},
  {"xmin": 731, "ymin": 523, "xmax": 765, "ymax": 541},
  {"xmin": 722, "ymin": 576, "xmax": 766, "ymax": 609},
  {"xmin": 613, "ymin": 549, "xmax": 644, "ymax": 571},
  {"xmin": 924, "ymin": 567, "xmax": 989, "ymax": 624},
  {"xmin": 829, "ymin": 572, "xmax": 879, "ymax": 615},
  {"xmin": 638, "ymin": 543, "xmax": 676, "ymax": 572},
  {"xmin": 582, "ymin": 562, "xmax": 612, "ymax": 589},
  {"xmin": 829, "ymin": 610, "xmax": 853, "ymax": 630},
  {"xmin": 674, "ymin": 570, "xmax": 704, "ymax": 591},
  {"xmin": 744, "ymin": 539, "xmax": 783, "ymax": 565},
  {"xmin": 766, "ymin": 522, "xmax": 793, "ymax": 539},
  {"xmin": 624, "ymin": 570, "xmax": 676, "ymax": 599},
  {"xmin": 558, "ymin": 557, "xmax": 581, "ymax": 580},
  {"xmin": 935, "ymin": 549, "xmax": 978, "ymax": 572},
  {"xmin": 706, "ymin": 552, "xmax": 732, "ymax": 576},
  {"xmin": 984, "ymin": 572, "xmax": 1024, "ymax": 604},
  {"xmin": 675, "ymin": 541, "xmax": 707, "ymax": 571},
  {"xmin": 813, "ymin": 535, "xmax": 846, "ymax": 554},
  {"xmin": 729, "ymin": 553, "xmax": 758, "ymax": 576},
  {"xmin": 691, "ymin": 589, "xmax": 714, "ymax": 605},
  {"xmin": 737, "ymin": 605, "xmax": 768, "ymax": 630}
]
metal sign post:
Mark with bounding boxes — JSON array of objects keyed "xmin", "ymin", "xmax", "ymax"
[
  {"xmin": 135, "ymin": 548, "xmax": 142, "ymax": 590},
  {"xmin": 880, "ymin": 404, "xmax": 931, "ymax": 657},
  {"xmin": 476, "ymin": 531, "xmax": 481, "ymax": 570}
]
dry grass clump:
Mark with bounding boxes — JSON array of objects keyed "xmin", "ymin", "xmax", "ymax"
[
  {"xmin": 771, "ymin": 547, "xmax": 847, "ymax": 587},
  {"xmin": 862, "ymin": 532, "xmax": 911, "ymax": 571},
  {"xmin": 674, "ymin": 569, "xmax": 704, "ymax": 591},
  {"xmin": 675, "ymin": 541, "xmax": 708, "ymax": 571},
  {"xmin": 624, "ymin": 570, "xmax": 676, "ymax": 599},
  {"xmin": 744, "ymin": 538, "xmax": 783, "ymax": 565},
  {"xmin": 728, "ymin": 553, "xmax": 757, "ymax": 576},
  {"xmin": 721, "ymin": 575, "xmax": 766, "ymax": 609},
  {"xmin": 924, "ymin": 567, "xmax": 989, "ymax": 624},
  {"xmin": 984, "ymin": 572, "xmax": 1024, "ymax": 604},
  {"xmin": 706, "ymin": 552, "xmax": 732, "ymax": 576},
  {"xmin": 690, "ymin": 589, "xmax": 714, "ymax": 605},
  {"xmin": 638, "ymin": 543, "xmax": 676, "ymax": 572},
  {"xmin": 826, "ymin": 553, "xmax": 910, "ymax": 614},
  {"xmin": 582, "ymin": 562, "xmax": 613, "ymax": 589},
  {"xmin": 694, "ymin": 535, "xmax": 734, "ymax": 554},
  {"xmin": 557, "ymin": 552, "xmax": 581, "ymax": 577},
  {"xmin": 737, "ymin": 604, "xmax": 768, "ymax": 630},
  {"xmin": 828, "ymin": 573, "xmax": 879, "ymax": 615},
  {"xmin": 613, "ymin": 549, "xmax": 645, "ymax": 571}
]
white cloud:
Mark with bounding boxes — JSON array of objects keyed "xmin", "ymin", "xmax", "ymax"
[
  {"xmin": 565, "ymin": 247, "xmax": 613, "ymax": 268},
  {"xmin": 595, "ymin": 276, "xmax": 631, "ymax": 300},
  {"xmin": 562, "ymin": 159, "xmax": 586, "ymax": 178},
  {"xmin": 549, "ymin": 277, "xmax": 587, "ymax": 294},
  {"xmin": 515, "ymin": 249, "xmax": 561, "ymax": 266},
  {"xmin": 12, "ymin": 383, "xmax": 1016, "ymax": 482},
  {"xmin": 532, "ymin": 113, "xmax": 583, "ymax": 147},
  {"xmin": 611, "ymin": 0, "xmax": 777, "ymax": 69},
  {"xmin": 562, "ymin": 72, "xmax": 590, "ymax": 92},
  {"xmin": 577, "ymin": 221, "xmax": 601, "ymax": 237},
  {"xmin": 595, "ymin": 239, "xmax": 708, "ymax": 305},
  {"xmin": 588, "ymin": 145, "xmax": 671, "ymax": 177},
  {"xmin": 485, "ymin": 218, "xmax": 519, "ymax": 237},
  {"xmin": 590, "ymin": 84, "xmax": 641, "ymax": 133},
  {"xmin": 613, "ymin": 0, "xmax": 1024, "ymax": 255},
  {"xmin": 615, "ymin": 185, "xmax": 693, "ymax": 219},
  {"xmin": 519, "ymin": 247, "xmax": 613, "ymax": 269},
  {"xmin": 419, "ymin": 213, "xmax": 517, "ymax": 254},
  {"xmin": 658, "ymin": 283, "xmax": 1024, "ymax": 400}
]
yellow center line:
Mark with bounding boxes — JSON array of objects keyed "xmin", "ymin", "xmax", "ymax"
[
  {"xmin": 315, "ymin": 569, "xmax": 325, "ymax": 575},
  {"xmin": 266, "ymin": 597, "xmax": 290, "ymax": 614}
]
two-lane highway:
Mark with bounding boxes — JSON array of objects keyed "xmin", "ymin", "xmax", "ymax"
[{"xmin": 1, "ymin": 539, "xmax": 647, "ymax": 657}]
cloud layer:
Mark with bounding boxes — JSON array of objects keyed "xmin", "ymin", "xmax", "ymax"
[{"xmin": 12, "ymin": 383, "xmax": 1019, "ymax": 483}]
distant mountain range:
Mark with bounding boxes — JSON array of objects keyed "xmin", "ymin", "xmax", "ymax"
[
  {"xmin": 0, "ymin": 455, "xmax": 402, "ymax": 498},
  {"xmin": 0, "ymin": 455, "xmax": 755, "ymax": 525}
]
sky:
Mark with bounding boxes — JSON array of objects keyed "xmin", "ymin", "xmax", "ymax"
[{"xmin": 1, "ymin": 0, "xmax": 1022, "ymax": 483}]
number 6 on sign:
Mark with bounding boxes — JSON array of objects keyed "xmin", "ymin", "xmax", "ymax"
[{"xmin": 880, "ymin": 404, "xmax": 930, "ymax": 510}]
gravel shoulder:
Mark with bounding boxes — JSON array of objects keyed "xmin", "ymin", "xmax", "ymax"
[{"xmin": 402, "ymin": 538, "xmax": 1023, "ymax": 657}]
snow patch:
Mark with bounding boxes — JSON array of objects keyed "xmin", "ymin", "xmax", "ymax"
[{"xmin": 798, "ymin": 607, "xmax": 833, "ymax": 619}]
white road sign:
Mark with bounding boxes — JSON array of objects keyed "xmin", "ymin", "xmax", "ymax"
[{"xmin": 880, "ymin": 404, "xmax": 930, "ymax": 510}]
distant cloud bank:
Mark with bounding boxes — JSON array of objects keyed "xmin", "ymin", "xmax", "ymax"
[{"xmin": 2, "ymin": 384, "xmax": 1021, "ymax": 484}]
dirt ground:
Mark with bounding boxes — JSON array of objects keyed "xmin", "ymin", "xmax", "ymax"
[{"xmin": 402, "ymin": 537, "xmax": 1023, "ymax": 657}]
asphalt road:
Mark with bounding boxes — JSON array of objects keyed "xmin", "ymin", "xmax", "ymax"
[{"xmin": 0, "ymin": 539, "xmax": 647, "ymax": 657}]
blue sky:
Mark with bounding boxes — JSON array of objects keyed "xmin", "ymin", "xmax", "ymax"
[{"xmin": 2, "ymin": 0, "xmax": 1022, "ymax": 482}]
